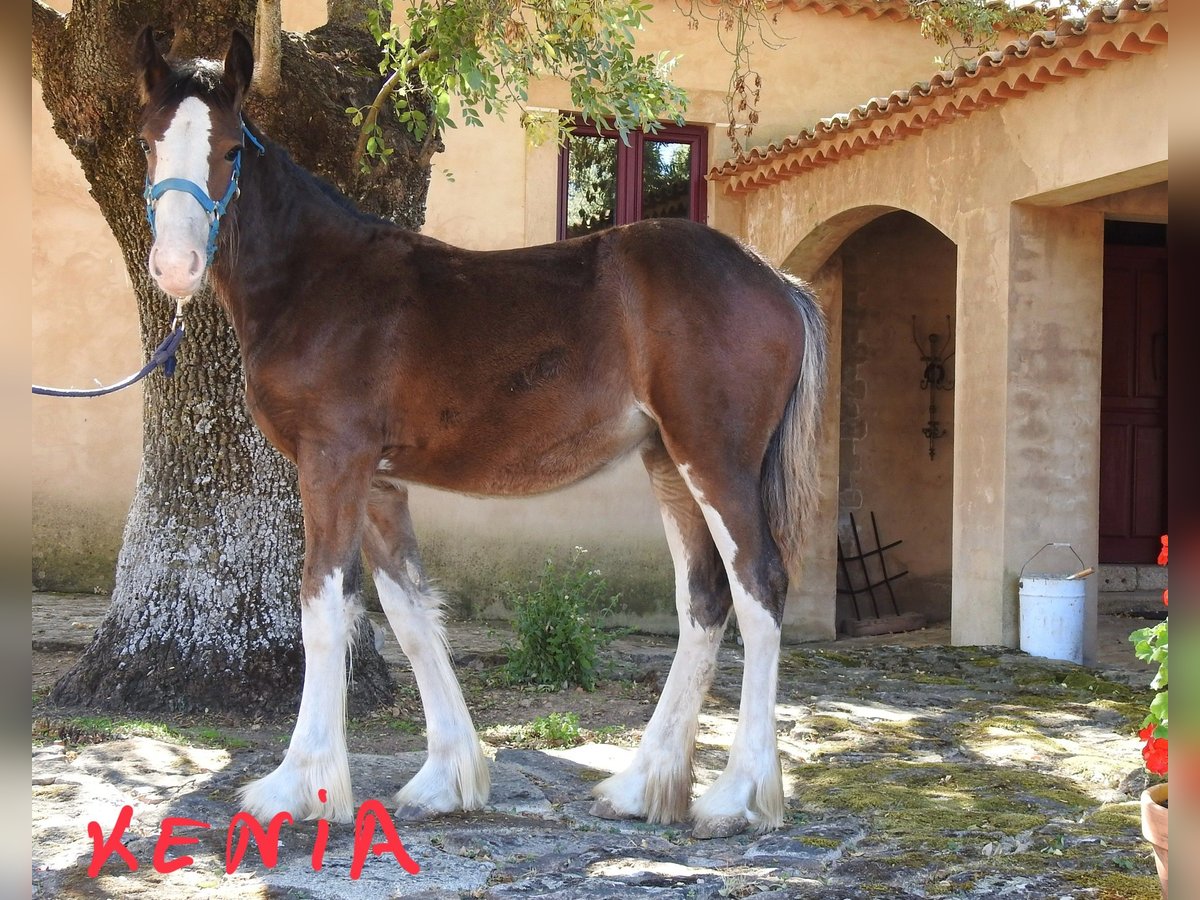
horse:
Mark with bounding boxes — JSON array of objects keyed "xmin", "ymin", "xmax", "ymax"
[{"xmin": 134, "ymin": 27, "xmax": 828, "ymax": 840}]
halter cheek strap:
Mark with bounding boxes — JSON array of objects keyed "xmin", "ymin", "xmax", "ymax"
[{"xmin": 144, "ymin": 120, "xmax": 265, "ymax": 265}]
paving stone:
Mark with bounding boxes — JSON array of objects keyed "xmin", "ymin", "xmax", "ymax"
[{"xmin": 33, "ymin": 595, "xmax": 1165, "ymax": 899}]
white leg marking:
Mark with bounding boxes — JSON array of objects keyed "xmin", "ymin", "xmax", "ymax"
[
  {"xmin": 593, "ymin": 508, "xmax": 724, "ymax": 823},
  {"xmin": 375, "ymin": 571, "xmax": 489, "ymax": 815},
  {"xmin": 240, "ymin": 569, "xmax": 355, "ymax": 822},
  {"xmin": 677, "ymin": 466, "xmax": 785, "ymax": 836}
]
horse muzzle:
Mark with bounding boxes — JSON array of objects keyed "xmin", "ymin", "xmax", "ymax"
[{"xmin": 149, "ymin": 240, "xmax": 206, "ymax": 298}]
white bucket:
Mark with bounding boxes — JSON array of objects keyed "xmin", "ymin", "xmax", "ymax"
[{"xmin": 1018, "ymin": 575, "xmax": 1086, "ymax": 664}]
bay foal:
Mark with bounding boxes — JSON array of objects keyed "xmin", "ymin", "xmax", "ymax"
[{"xmin": 135, "ymin": 28, "xmax": 827, "ymax": 839}]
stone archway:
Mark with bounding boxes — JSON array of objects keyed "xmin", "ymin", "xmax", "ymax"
[
  {"xmin": 780, "ymin": 207, "xmax": 957, "ymax": 639},
  {"xmin": 834, "ymin": 212, "xmax": 957, "ymax": 631}
]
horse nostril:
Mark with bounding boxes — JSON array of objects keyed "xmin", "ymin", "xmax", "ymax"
[{"xmin": 187, "ymin": 250, "xmax": 203, "ymax": 277}]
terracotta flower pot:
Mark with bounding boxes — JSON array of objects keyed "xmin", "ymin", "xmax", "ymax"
[{"xmin": 1140, "ymin": 782, "xmax": 1168, "ymax": 898}]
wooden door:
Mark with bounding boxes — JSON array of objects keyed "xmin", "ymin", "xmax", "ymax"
[{"xmin": 1099, "ymin": 242, "xmax": 1167, "ymax": 563}]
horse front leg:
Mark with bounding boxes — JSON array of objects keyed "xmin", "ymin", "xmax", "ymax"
[
  {"xmin": 239, "ymin": 448, "xmax": 374, "ymax": 823},
  {"xmin": 364, "ymin": 479, "xmax": 490, "ymax": 819}
]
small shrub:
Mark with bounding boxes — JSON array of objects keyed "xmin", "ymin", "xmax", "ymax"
[
  {"xmin": 525, "ymin": 712, "xmax": 582, "ymax": 746},
  {"xmin": 503, "ymin": 548, "xmax": 620, "ymax": 690}
]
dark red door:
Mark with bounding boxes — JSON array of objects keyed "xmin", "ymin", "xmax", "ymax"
[{"xmin": 1099, "ymin": 242, "xmax": 1167, "ymax": 563}]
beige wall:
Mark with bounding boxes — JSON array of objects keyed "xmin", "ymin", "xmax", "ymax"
[
  {"xmin": 32, "ymin": 81, "xmax": 142, "ymax": 591},
  {"xmin": 745, "ymin": 28, "xmax": 1167, "ymax": 656},
  {"xmin": 425, "ymin": 5, "xmax": 939, "ymax": 247},
  {"xmin": 32, "ymin": 4, "xmax": 1168, "ymax": 650},
  {"xmin": 33, "ymin": 4, "xmax": 939, "ymax": 621}
]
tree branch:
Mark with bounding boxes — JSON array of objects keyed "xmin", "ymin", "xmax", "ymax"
[
  {"xmin": 254, "ymin": 0, "xmax": 282, "ymax": 96},
  {"xmin": 32, "ymin": 0, "xmax": 65, "ymax": 84},
  {"xmin": 351, "ymin": 45, "xmax": 438, "ymax": 170}
]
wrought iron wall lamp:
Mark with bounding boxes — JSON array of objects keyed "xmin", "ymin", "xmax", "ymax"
[{"xmin": 912, "ymin": 315, "xmax": 955, "ymax": 460}]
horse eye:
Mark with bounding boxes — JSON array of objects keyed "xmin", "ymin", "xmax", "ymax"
[
  {"xmin": 225, "ymin": 146, "xmax": 243, "ymax": 162},
  {"xmin": 137, "ymin": 138, "xmax": 151, "ymax": 155}
]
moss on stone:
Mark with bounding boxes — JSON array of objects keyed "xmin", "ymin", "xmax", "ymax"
[
  {"xmin": 909, "ymin": 672, "xmax": 968, "ymax": 686},
  {"xmin": 968, "ymin": 655, "xmax": 1002, "ymax": 667},
  {"xmin": 955, "ymin": 713, "xmax": 1067, "ymax": 752},
  {"xmin": 1064, "ymin": 870, "xmax": 1162, "ymax": 900},
  {"xmin": 1088, "ymin": 698, "xmax": 1152, "ymax": 731},
  {"xmin": 788, "ymin": 755, "xmax": 1094, "ymax": 846},
  {"xmin": 814, "ymin": 649, "xmax": 863, "ymax": 667},
  {"xmin": 800, "ymin": 835, "xmax": 842, "ymax": 849},
  {"xmin": 1058, "ymin": 670, "xmax": 1137, "ymax": 698},
  {"xmin": 1084, "ymin": 803, "xmax": 1142, "ymax": 837}
]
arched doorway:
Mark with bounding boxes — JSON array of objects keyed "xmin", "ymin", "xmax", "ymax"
[{"xmin": 831, "ymin": 211, "xmax": 958, "ymax": 632}]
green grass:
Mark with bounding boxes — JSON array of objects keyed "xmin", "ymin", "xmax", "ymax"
[{"xmin": 32, "ymin": 714, "xmax": 250, "ymax": 750}]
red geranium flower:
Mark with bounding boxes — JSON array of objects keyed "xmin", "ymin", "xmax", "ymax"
[{"xmin": 1140, "ymin": 724, "xmax": 1168, "ymax": 775}]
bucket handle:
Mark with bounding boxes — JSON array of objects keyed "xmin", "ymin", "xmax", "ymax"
[{"xmin": 1019, "ymin": 542, "xmax": 1089, "ymax": 582}]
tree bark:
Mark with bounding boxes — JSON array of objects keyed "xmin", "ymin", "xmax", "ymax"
[{"xmin": 36, "ymin": 0, "xmax": 429, "ymax": 714}]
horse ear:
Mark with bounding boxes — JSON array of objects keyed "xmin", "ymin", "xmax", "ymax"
[
  {"xmin": 134, "ymin": 25, "xmax": 170, "ymax": 103},
  {"xmin": 223, "ymin": 30, "xmax": 255, "ymax": 104}
]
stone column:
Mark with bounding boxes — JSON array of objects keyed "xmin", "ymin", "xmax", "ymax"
[
  {"xmin": 950, "ymin": 207, "xmax": 1013, "ymax": 648},
  {"xmin": 1003, "ymin": 203, "xmax": 1104, "ymax": 662},
  {"xmin": 950, "ymin": 203, "xmax": 1104, "ymax": 661}
]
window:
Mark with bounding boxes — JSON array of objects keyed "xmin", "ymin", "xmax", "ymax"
[{"xmin": 557, "ymin": 118, "xmax": 708, "ymax": 240}]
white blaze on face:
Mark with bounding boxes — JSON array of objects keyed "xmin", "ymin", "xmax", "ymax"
[{"xmin": 147, "ymin": 96, "xmax": 215, "ymax": 298}]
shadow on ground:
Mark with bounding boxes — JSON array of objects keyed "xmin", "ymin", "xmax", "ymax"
[{"xmin": 33, "ymin": 594, "xmax": 1164, "ymax": 899}]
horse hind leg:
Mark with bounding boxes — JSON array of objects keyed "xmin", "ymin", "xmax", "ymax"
[
  {"xmin": 239, "ymin": 452, "xmax": 374, "ymax": 823},
  {"xmin": 591, "ymin": 439, "xmax": 731, "ymax": 825},
  {"xmin": 363, "ymin": 479, "xmax": 490, "ymax": 819},
  {"xmin": 675, "ymin": 461, "xmax": 788, "ymax": 840}
]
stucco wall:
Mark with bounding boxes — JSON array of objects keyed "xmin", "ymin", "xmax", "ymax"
[
  {"xmin": 746, "ymin": 30, "xmax": 1168, "ymax": 656},
  {"xmin": 32, "ymin": 81, "xmax": 142, "ymax": 592},
  {"xmin": 32, "ymin": 4, "xmax": 1168, "ymax": 651},
  {"xmin": 31, "ymin": 3, "xmax": 940, "ymax": 625}
]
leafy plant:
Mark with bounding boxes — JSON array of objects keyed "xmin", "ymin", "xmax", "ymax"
[
  {"xmin": 1130, "ymin": 534, "xmax": 1168, "ymax": 775},
  {"xmin": 350, "ymin": 0, "xmax": 689, "ymax": 170},
  {"xmin": 525, "ymin": 711, "xmax": 582, "ymax": 746},
  {"xmin": 908, "ymin": 1, "xmax": 1097, "ymax": 69},
  {"xmin": 503, "ymin": 548, "xmax": 621, "ymax": 690}
]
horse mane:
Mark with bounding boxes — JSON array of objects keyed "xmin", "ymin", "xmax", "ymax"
[
  {"xmin": 142, "ymin": 59, "xmax": 234, "ymax": 119},
  {"xmin": 260, "ymin": 136, "xmax": 387, "ymax": 227}
]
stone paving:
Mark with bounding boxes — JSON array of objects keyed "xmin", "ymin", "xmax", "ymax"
[{"xmin": 33, "ymin": 595, "xmax": 1165, "ymax": 899}]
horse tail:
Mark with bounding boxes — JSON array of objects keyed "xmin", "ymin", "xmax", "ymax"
[{"xmin": 762, "ymin": 276, "xmax": 829, "ymax": 579}]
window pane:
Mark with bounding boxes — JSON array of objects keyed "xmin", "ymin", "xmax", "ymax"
[
  {"xmin": 565, "ymin": 134, "xmax": 618, "ymax": 238},
  {"xmin": 641, "ymin": 140, "xmax": 692, "ymax": 220}
]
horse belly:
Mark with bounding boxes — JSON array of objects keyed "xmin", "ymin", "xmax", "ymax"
[{"xmin": 390, "ymin": 404, "xmax": 656, "ymax": 497}]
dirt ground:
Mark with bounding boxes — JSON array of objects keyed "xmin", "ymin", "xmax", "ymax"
[
  {"xmin": 33, "ymin": 594, "xmax": 1167, "ymax": 899},
  {"xmin": 32, "ymin": 596, "xmax": 1157, "ymax": 759},
  {"xmin": 33, "ymin": 604, "xmax": 686, "ymax": 759}
]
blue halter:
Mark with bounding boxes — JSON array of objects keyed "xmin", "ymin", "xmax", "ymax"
[{"xmin": 143, "ymin": 120, "xmax": 265, "ymax": 265}]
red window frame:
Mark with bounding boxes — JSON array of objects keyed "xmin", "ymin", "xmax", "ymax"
[{"xmin": 556, "ymin": 116, "xmax": 709, "ymax": 240}]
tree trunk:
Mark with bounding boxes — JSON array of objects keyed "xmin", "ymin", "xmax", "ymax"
[{"xmin": 36, "ymin": 0, "xmax": 430, "ymax": 714}]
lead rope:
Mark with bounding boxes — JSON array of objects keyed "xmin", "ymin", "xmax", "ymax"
[{"xmin": 32, "ymin": 296, "xmax": 189, "ymax": 398}]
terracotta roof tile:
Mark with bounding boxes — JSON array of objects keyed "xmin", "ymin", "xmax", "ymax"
[
  {"xmin": 697, "ymin": 0, "xmax": 912, "ymax": 21},
  {"xmin": 709, "ymin": 0, "xmax": 1168, "ymax": 192}
]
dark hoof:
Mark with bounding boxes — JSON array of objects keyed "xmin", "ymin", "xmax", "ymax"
[
  {"xmin": 589, "ymin": 797, "xmax": 635, "ymax": 821},
  {"xmin": 393, "ymin": 803, "xmax": 437, "ymax": 822},
  {"xmin": 692, "ymin": 814, "xmax": 749, "ymax": 840}
]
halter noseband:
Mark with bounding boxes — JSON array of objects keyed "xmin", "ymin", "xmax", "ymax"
[{"xmin": 143, "ymin": 120, "xmax": 265, "ymax": 265}]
